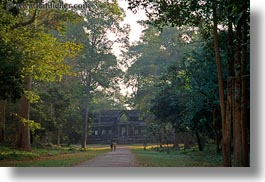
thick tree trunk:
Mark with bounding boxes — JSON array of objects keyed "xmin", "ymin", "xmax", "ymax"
[
  {"xmin": 17, "ymin": 76, "xmax": 32, "ymax": 151},
  {"xmin": 0, "ymin": 100, "xmax": 7, "ymax": 142},
  {"xmin": 240, "ymin": 10, "xmax": 249, "ymax": 167},
  {"xmin": 81, "ymin": 71, "xmax": 91, "ymax": 149},
  {"xmin": 213, "ymin": 4, "xmax": 227, "ymax": 166},
  {"xmin": 222, "ymin": 20, "xmax": 234, "ymax": 166}
]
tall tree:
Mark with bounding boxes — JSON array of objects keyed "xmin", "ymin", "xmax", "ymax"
[
  {"xmin": 211, "ymin": 0, "xmax": 229, "ymax": 165},
  {"xmin": 66, "ymin": 0, "xmax": 129, "ymax": 148},
  {"xmin": 232, "ymin": 0, "xmax": 250, "ymax": 166}
]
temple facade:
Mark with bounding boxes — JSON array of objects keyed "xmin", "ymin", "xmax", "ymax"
[{"xmin": 87, "ymin": 110, "xmax": 148, "ymax": 144}]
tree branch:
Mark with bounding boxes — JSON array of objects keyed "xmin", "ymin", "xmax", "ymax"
[{"xmin": 11, "ymin": 8, "xmax": 37, "ymax": 30}]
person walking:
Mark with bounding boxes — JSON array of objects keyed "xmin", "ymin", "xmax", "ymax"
[
  {"xmin": 110, "ymin": 141, "xmax": 113, "ymax": 152},
  {"xmin": 113, "ymin": 142, "xmax": 117, "ymax": 151}
]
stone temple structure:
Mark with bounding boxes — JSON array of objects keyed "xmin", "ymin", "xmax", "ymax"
[{"xmin": 87, "ymin": 110, "xmax": 148, "ymax": 144}]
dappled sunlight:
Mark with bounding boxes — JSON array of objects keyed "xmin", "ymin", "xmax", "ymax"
[
  {"xmin": 86, "ymin": 146, "xmax": 110, "ymax": 151},
  {"xmin": 127, "ymin": 144, "xmax": 173, "ymax": 150}
]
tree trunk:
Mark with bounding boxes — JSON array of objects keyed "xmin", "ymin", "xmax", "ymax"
[
  {"xmin": 240, "ymin": 9, "xmax": 249, "ymax": 167},
  {"xmin": 196, "ymin": 131, "xmax": 203, "ymax": 151},
  {"xmin": 173, "ymin": 127, "xmax": 179, "ymax": 150},
  {"xmin": 233, "ymin": 18, "xmax": 243, "ymax": 167},
  {"xmin": 17, "ymin": 76, "xmax": 32, "ymax": 151},
  {"xmin": 0, "ymin": 100, "xmax": 7, "ymax": 142},
  {"xmin": 222, "ymin": 19, "xmax": 234, "ymax": 166},
  {"xmin": 213, "ymin": 3, "xmax": 227, "ymax": 166},
  {"xmin": 224, "ymin": 84, "xmax": 232, "ymax": 166},
  {"xmin": 81, "ymin": 71, "xmax": 91, "ymax": 149}
]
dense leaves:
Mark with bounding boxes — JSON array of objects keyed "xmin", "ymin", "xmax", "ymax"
[{"xmin": 0, "ymin": 40, "xmax": 23, "ymax": 101}]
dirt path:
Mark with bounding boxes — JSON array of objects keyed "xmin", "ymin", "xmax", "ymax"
[{"xmin": 75, "ymin": 146, "xmax": 139, "ymax": 167}]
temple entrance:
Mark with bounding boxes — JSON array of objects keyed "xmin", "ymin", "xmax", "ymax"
[{"xmin": 87, "ymin": 110, "xmax": 149, "ymax": 144}]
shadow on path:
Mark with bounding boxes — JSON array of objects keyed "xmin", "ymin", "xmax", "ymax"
[{"xmin": 75, "ymin": 146, "xmax": 139, "ymax": 167}]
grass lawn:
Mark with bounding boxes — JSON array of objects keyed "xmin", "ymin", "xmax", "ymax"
[
  {"xmin": 130, "ymin": 144, "xmax": 223, "ymax": 167},
  {"xmin": 0, "ymin": 145, "xmax": 109, "ymax": 167}
]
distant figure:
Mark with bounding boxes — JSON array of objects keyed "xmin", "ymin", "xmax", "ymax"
[
  {"xmin": 110, "ymin": 142, "xmax": 113, "ymax": 152},
  {"xmin": 110, "ymin": 139, "xmax": 117, "ymax": 152},
  {"xmin": 113, "ymin": 142, "xmax": 117, "ymax": 151}
]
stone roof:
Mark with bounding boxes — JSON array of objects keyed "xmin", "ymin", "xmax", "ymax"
[{"xmin": 93, "ymin": 110, "xmax": 142, "ymax": 123}]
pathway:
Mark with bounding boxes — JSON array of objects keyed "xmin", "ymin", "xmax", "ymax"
[{"xmin": 75, "ymin": 146, "xmax": 139, "ymax": 167}]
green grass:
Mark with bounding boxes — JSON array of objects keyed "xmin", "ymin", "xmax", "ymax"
[
  {"xmin": 131, "ymin": 144, "xmax": 223, "ymax": 167},
  {"xmin": 0, "ymin": 145, "xmax": 109, "ymax": 167}
]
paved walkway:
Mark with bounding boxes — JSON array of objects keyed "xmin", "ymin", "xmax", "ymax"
[{"xmin": 75, "ymin": 146, "xmax": 139, "ymax": 167}]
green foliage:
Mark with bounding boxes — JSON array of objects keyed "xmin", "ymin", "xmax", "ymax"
[
  {"xmin": 0, "ymin": 145, "xmax": 108, "ymax": 166},
  {"xmin": 149, "ymin": 38, "xmax": 222, "ymax": 141},
  {"xmin": 146, "ymin": 120, "xmax": 174, "ymax": 144},
  {"xmin": 0, "ymin": 1, "xmax": 82, "ymax": 101},
  {"xmin": 90, "ymin": 91, "xmax": 126, "ymax": 112},
  {"xmin": 0, "ymin": 7, "xmax": 24, "ymax": 101},
  {"xmin": 20, "ymin": 118, "xmax": 41, "ymax": 134},
  {"xmin": 0, "ymin": 40, "xmax": 24, "ymax": 101},
  {"xmin": 19, "ymin": 30, "xmax": 81, "ymax": 81},
  {"xmin": 24, "ymin": 91, "xmax": 40, "ymax": 103},
  {"xmin": 128, "ymin": 0, "xmax": 213, "ymax": 29},
  {"xmin": 125, "ymin": 19, "xmax": 226, "ymax": 145},
  {"xmin": 125, "ymin": 26, "xmax": 188, "ymax": 113},
  {"xmin": 30, "ymin": 78, "xmax": 82, "ymax": 143},
  {"xmin": 132, "ymin": 144, "xmax": 223, "ymax": 167}
]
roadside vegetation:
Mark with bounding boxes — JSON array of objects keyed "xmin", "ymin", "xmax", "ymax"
[
  {"xmin": 131, "ymin": 144, "xmax": 223, "ymax": 167},
  {"xmin": 0, "ymin": 145, "xmax": 108, "ymax": 167}
]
